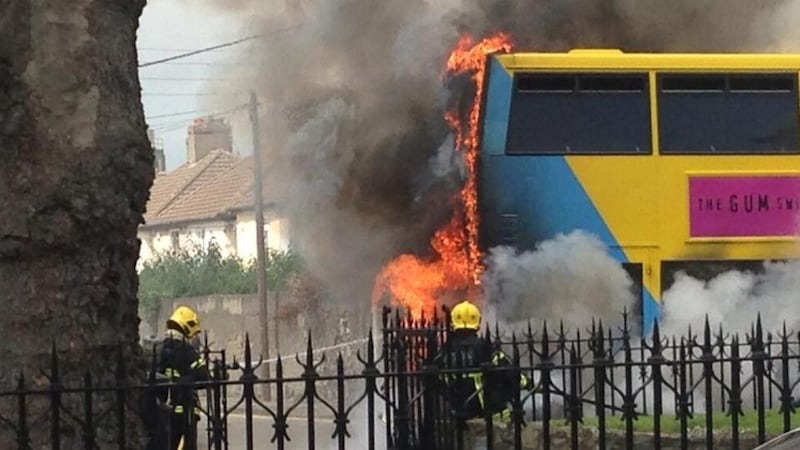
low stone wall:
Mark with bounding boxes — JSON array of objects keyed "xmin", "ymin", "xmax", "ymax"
[
  {"xmin": 466, "ymin": 421, "xmax": 770, "ymax": 450},
  {"xmin": 140, "ymin": 294, "xmax": 366, "ymax": 377}
]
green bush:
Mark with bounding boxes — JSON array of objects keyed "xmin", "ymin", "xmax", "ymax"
[{"xmin": 138, "ymin": 241, "xmax": 302, "ymax": 330}]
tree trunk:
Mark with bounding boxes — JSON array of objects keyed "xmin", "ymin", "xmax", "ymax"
[{"xmin": 0, "ymin": 1, "xmax": 151, "ymax": 448}]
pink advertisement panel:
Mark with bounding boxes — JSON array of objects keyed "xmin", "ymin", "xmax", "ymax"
[{"xmin": 689, "ymin": 175, "xmax": 800, "ymax": 237}]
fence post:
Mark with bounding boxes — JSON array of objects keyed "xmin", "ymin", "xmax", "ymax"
[
  {"xmin": 752, "ymin": 316, "xmax": 767, "ymax": 445},
  {"xmin": 729, "ymin": 335, "xmax": 742, "ymax": 450},
  {"xmin": 394, "ymin": 337, "xmax": 411, "ymax": 450},
  {"xmin": 592, "ymin": 320, "xmax": 607, "ymax": 450},
  {"xmin": 335, "ymin": 354, "xmax": 348, "ymax": 450},
  {"xmin": 421, "ymin": 327, "xmax": 438, "ymax": 450},
  {"xmin": 779, "ymin": 324, "xmax": 793, "ymax": 434},
  {"xmin": 540, "ymin": 323, "xmax": 552, "ymax": 450},
  {"xmin": 382, "ymin": 307, "xmax": 396, "ymax": 450},
  {"xmin": 210, "ymin": 357, "xmax": 225, "ymax": 450},
  {"xmin": 49, "ymin": 344, "xmax": 61, "ymax": 450},
  {"xmin": 567, "ymin": 344, "xmax": 580, "ymax": 450},
  {"xmin": 242, "ymin": 334, "xmax": 257, "ymax": 450},
  {"xmin": 623, "ymin": 331, "xmax": 635, "ymax": 450},
  {"xmin": 649, "ymin": 322, "xmax": 664, "ymax": 450},
  {"xmin": 302, "ymin": 335, "xmax": 319, "ymax": 450},
  {"xmin": 678, "ymin": 339, "xmax": 689, "ymax": 449},
  {"xmin": 273, "ymin": 356, "xmax": 287, "ymax": 450},
  {"xmin": 701, "ymin": 317, "xmax": 715, "ymax": 449},
  {"xmin": 511, "ymin": 334, "xmax": 523, "ymax": 450},
  {"xmin": 16, "ymin": 372, "xmax": 31, "ymax": 450},
  {"xmin": 361, "ymin": 331, "xmax": 378, "ymax": 450},
  {"xmin": 82, "ymin": 373, "xmax": 95, "ymax": 449}
]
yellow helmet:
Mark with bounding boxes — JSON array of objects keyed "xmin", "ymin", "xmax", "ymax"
[
  {"xmin": 450, "ymin": 300, "xmax": 481, "ymax": 330},
  {"xmin": 167, "ymin": 305, "xmax": 201, "ymax": 338}
]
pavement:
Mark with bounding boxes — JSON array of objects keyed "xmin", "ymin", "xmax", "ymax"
[{"xmin": 196, "ymin": 411, "xmax": 389, "ymax": 450}]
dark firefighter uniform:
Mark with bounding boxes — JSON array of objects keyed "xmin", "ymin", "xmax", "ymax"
[
  {"xmin": 437, "ymin": 300, "xmax": 531, "ymax": 421},
  {"xmin": 158, "ymin": 305, "xmax": 209, "ymax": 450}
]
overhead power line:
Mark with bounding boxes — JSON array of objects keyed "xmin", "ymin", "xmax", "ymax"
[
  {"xmin": 138, "ymin": 24, "xmax": 301, "ymax": 68},
  {"xmin": 145, "ymin": 108, "xmax": 219, "ymax": 120},
  {"xmin": 141, "ymin": 76, "xmax": 249, "ymax": 81},
  {"xmin": 139, "ymin": 35, "xmax": 262, "ymax": 68},
  {"xmin": 146, "ymin": 104, "xmax": 248, "ymax": 131},
  {"xmin": 143, "ymin": 92, "xmax": 247, "ymax": 97},
  {"xmin": 142, "ymin": 61, "xmax": 257, "ymax": 66}
]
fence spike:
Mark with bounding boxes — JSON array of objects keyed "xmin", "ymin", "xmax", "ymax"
[
  {"xmin": 652, "ymin": 320, "xmax": 662, "ymax": 352},
  {"xmin": 367, "ymin": 329, "xmax": 375, "ymax": 362},
  {"xmin": 703, "ymin": 316, "xmax": 713, "ymax": 353},
  {"xmin": 306, "ymin": 332, "xmax": 314, "ymax": 367},
  {"xmin": 756, "ymin": 314, "xmax": 764, "ymax": 345},
  {"xmin": 244, "ymin": 333, "xmax": 253, "ymax": 369}
]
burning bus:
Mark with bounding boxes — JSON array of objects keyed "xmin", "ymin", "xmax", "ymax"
[{"xmin": 478, "ymin": 49, "xmax": 800, "ymax": 331}]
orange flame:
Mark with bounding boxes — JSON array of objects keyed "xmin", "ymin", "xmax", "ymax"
[{"xmin": 372, "ymin": 33, "xmax": 513, "ymax": 319}]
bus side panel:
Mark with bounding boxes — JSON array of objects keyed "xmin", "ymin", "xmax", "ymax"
[{"xmin": 480, "ymin": 55, "xmax": 661, "ymax": 331}]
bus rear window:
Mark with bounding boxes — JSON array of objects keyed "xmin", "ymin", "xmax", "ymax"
[
  {"xmin": 506, "ymin": 73, "xmax": 651, "ymax": 154},
  {"xmin": 658, "ymin": 73, "xmax": 800, "ymax": 153}
]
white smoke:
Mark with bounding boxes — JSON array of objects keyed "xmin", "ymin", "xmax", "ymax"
[
  {"xmin": 481, "ymin": 230, "xmax": 637, "ymax": 333},
  {"xmin": 661, "ymin": 260, "xmax": 800, "ymax": 337}
]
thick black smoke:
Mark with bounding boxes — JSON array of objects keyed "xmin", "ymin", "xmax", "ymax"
[{"xmin": 194, "ymin": 0, "xmax": 797, "ymax": 330}]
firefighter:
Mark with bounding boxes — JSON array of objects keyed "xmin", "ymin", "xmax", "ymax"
[
  {"xmin": 436, "ymin": 300, "xmax": 530, "ymax": 421},
  {"xmin": 157, "ymin": 305, "xmax": 209, "ymax": 450}
]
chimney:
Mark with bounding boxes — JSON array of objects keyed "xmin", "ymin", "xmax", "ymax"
[{"xmin": 185, "ymin": 116, "xmax": 233, "ymax": 163}]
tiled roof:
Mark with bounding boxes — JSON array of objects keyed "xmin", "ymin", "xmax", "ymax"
[
  {"xmin": 157, "ymin": 158, "xmax": 255, "ymax": 222},
  {"xmin": 143, "ymin": 150, "xmax": 252, "ymax": 226}
]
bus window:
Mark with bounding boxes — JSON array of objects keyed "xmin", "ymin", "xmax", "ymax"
[
  {"xmin": 499, "ymin": 213, "xmax": 520, "ymax": 246},
  {"xmin": 658, "ymin": 73, "xmax": 800, "ymax": 154},
  {"xmin": 506, "ymin": 73, "xmax": 651, "ymax": 155}
]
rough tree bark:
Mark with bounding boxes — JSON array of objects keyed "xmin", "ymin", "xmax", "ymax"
[{"xmin": 0, "ymin": 0, "xmax": 152, "ymax": 448}]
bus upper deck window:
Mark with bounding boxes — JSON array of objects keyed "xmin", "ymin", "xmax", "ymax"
[
  {"xmin": 661, "ymin": 76, "xmax": 725, "ymax": 92},
  {"xmin": 579, "ymin": 76, "xmax": 645, "ymax": 92},
  {"xmin": 658, "ymin": 72, "xmax": 800, "ymax": 153},
  {"xmin": 729, "ymin": 75, "xmax": 795, "ymax": 92},
  {"xmin": 517, "ymin": 75, "xmax": 574, "ymax": 92}
]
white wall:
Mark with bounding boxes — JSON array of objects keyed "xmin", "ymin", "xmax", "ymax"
[
  {"xmin": 137, "ymin": 212, "xmax": 290, "ymax": 271},
  {"xmin": 137, "ymin": 220, "xmax": 236, "ymax": 269},
  {"xmin": 235, "ymin": 211, "xmax": 291, "ymax": 263}
]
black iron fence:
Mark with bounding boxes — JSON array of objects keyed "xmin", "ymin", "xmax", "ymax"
[{"xmin": 2, "ymin": 307, "xmax": 800, "ymax": 449}]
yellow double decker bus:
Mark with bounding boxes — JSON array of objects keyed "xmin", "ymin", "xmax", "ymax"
[{"xmin": 478, "ymin": 49, "xmax": 800, "ymax": 331}]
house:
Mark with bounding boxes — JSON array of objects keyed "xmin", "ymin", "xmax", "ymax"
[{"xmin": 138, "ymin": 149, "xmax": 289, "ymax": 268}]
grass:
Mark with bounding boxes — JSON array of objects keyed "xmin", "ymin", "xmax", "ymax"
[{"xmin": 577, "ymin": 409, "xmax": 797, "ymax": 435}]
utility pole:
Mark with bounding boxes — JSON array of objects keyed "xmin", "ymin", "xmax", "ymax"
[{"xmin": 250, "ymin": 91, "xmax": 271, "ymax": 400}]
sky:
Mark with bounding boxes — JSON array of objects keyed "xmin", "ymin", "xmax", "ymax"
[{"xmin": 136, "ymin": 1, "xmax": 253, "ymax": 170}]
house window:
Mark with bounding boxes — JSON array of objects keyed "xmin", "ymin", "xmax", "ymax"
[{"xmin": 170, "ymin": 231, "xmax": 180, "ymax": 250}]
